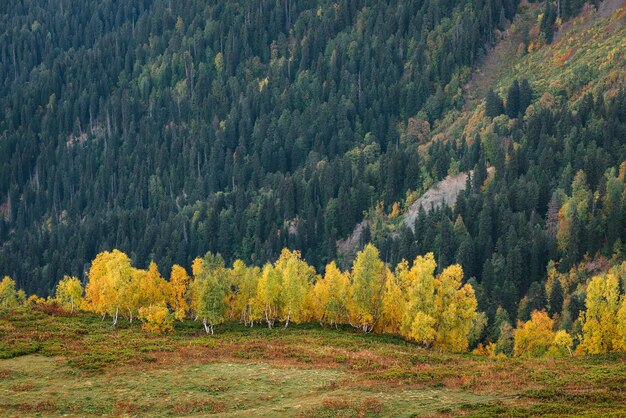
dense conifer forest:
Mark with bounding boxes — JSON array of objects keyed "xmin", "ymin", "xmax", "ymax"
[
  {"xmin": 1, "ymin": 0, "xmax": 523, "ymax": 293},
  {"xmin": 1, "ymin": 0, "xmax": 626, "ymax": 343}
]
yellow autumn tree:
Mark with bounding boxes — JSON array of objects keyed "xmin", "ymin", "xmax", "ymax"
[
  {"xmin": 228, "ymin": 260, "xmax": 260, "ymax": 326},
  {"xmin": 313, "ymin": 262, "xmax": 350, "ymax": 327},
  {"xmin": 226, "ymin": 259, "xmax": 245, "ymax": 320},
  {"xmin": 138, "ymin": 305, "xmax": 174, "ymax": 332},
  {"xmin": 125, "ymin": 261, "xmax": 170, "ymax": 323},
  {"xmin": 311, "ymin": 267, "xmax": 332, "ymax": 324},
  {"xmin": 191, "ymin": 253, "xmax": 229, "ymax": 334},
  {"xmin": 85, "ymin": 250, "xmax": 134, "ymax": 325},
  {"xmin": 0, "ymin": 276, "xmax": 20, "ymax": 308},
  {"xmin": 401, "ymin": 253, "xmax": 437, "ymax": 346},
  {"xmin": 300, "ymin": 283, "xmax": 319, "ymax": 323},
  {"xmin": 552, "ymin": 330, "xmax": 574, "ymax": 357},
  {"xmin": 579, "ymin": 274, "xmax": 621, "ymax": 353},
  {"xmin": 376, "ymin": 269, "xmax": 404, "ymax": 334},
  {"xmin": 254, "ymin": 263, "xmax": 284, "ymax": 328},
  {"xmin": 275, "ymin": 249, "xmax": 315, "ymax": 327},
  {"xmin": 616, "ymin": 299, "xmax": 626, "ymax": 352},
  {"xmin": 400, "ymin": 254, "xmax": 477, "ymax": 351},
  {"xmin": 55, "ymin": 275, "xmax": 84, "ymax": 313},
  {"xmin": 142, "ymin": 262, "xmax": 170, "ymax": 306},
  {"xmin": 123, "ymin": 269, "xmax": 144, "ymax": 322},
  {"xmin": 431, "ymin": 264, "xmax": 478, "ymax": 352},
  {"xmin": 169, "ymin": 264, "xmax": 191, "ymax": 321},
  {"xmin": 513, "ymin": 310, "xmax": 555, "ymax": 357},
  {"xmin": 349, "ymin": 244, "xmax": 389, "ymax": 333}
]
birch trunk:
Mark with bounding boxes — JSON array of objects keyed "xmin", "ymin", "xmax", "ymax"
[
  {"xmin": 112, "ymin": 305, "xmax": 119, "ymax": 326},
  {"xmin": 265, "ymin": 309, "xmax": 272, "ymax": 329}
]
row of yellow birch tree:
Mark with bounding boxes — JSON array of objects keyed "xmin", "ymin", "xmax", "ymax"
[
  {"xmin": 3, "ymin": 244, "xmax": 626, "ymax": 355},
  {"xmin": 78, "ymin": 244, "xmax": 478, "ymax": 351}
]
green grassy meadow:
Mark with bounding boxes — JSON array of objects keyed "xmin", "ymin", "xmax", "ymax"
[{"xmin": 1, "ymin": 308, "xmax": 625, "ymax": 417}]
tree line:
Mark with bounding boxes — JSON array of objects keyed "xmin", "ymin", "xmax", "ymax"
[
  {"xmin": 68, "ymin": 245, "xmax": 479, "ymax": 352},
  {"xmin": 3, "ymin": 244, "xmax": 626, "ymax": 357},
  {"xmin": 1, "ymin": 245, "xmax": 479, "ymax": 352}
]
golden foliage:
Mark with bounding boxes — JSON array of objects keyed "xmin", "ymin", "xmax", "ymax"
[
  {"xmin": 169, "ymin": 265, "xmax": 191, "ymax": 321},
  {"xmin": 138, "ymin": 305, "xmax": 173, "ymax": 332},
  {"xmin": 400, "ymin": 254, "xmax": 477, "ymax": 352},
  {"xmin": 55, "ymin": 276, "xmax": 84, "ymax": 313},
  {"xmin": 85, "ymin": 250, "xmax": 133, "ymax": 319},
  {"xmin": 0, "ymin": 276, "xmax": 20, "ymax": 308},
  {"xmin": 313, "ymin": 262, "xmax": 350, "ymax": 326},
  {"xmin": 579, "ymin": 274, "xmax": 621, "ymax": 354},
  {"xmin": 43, "ymin": 245, "xmax": 480, "ymax": 346},
  {"xmin": 349, "ymin": 244, "xmax": 389, "ymax": 333},
  {"xmin": 514, "ymin": 311, "xmax": 555, "ymax": 357}
]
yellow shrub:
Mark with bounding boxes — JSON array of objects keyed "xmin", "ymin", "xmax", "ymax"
[
  {"xmin": 514, "ymin": 311, "xmax": 555, "ymax": 357},
  {"xmin": 473, "ymin": 342, "xmax": 507, "ymax": 359},
  {"xmin": 28, "ymin": 295, "xmax": 47, "ymax": 305},
  {"xmin": 138, "ymin": 305, "xmax": 173, "ymax": 332}
]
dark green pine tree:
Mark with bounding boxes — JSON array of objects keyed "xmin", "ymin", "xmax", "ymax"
[
  {"xmin": 437, "ymin": 213, "xmax": 455, "ymax": 271},
  {"xmin": 540, "ymin": 0, "xmax": 557, "ymax": 44},
  {"xmin": 485, "ymin": 88, "xmax": 505, "ymax": 118},
  {"xmin": 563, "ymin": 210, "xmax": 581, "ymax": 270},
  {"xmin": 548, "ymin": 278, "xmax": 564, "ymax": 316},
  {"xmin": 473, "ymin": 156, "xmax": 489, "ymax": 192},
  {"xmin": 526, "ymin": 281, "xmax": 547, "ymax": 315},
  {"xmin": 506, "ymin": 80, "xmax": 520, "ymax": 118},
  {"xmin": 519, "ymin": 79, "xmax": 533, "ymax": 114}
]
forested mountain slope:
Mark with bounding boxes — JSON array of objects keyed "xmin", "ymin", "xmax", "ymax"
[
  {"xmin": 360, "ymin": 0, "xmax": 626, "ymax": 321},
  {"xmin": 0, "ymin": 0, "xmax": 521, "ymax": 294},
  {"xmin": 1, "ymin": 0, "xmax": 625, "ymax": 342}
]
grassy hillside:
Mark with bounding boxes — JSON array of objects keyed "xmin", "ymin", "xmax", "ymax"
[
  {"xmin": 436, "ymin": 0, "xmax": 626, "ymax": 144},
  {"xmin": 1, "ymin": 308, "xmax": 626, "ymax": 417},
  {"xmin": 499, "ymin": 0, "xmax": 625, "ymax": 102}
]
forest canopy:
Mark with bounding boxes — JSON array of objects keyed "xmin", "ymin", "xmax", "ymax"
[
  {"xmin": 1, "ymin": 0, "xmax": 626, "ymax": 357},
  {"xmin": 0, "ymin": 0, "xmax": 521, "ymax": 294}
]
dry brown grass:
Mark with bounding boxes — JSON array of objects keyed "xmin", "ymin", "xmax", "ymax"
[
  {"xmin": 9, "ymin": 381, "xmax": 34, "ymax": 392},
  {"xmin": 299, "ymin": 396, "xmax": 384, "ymax": 418},
  {"xmin": 112, "ymin": 400, "xmax": 141, "ymax": 415},
  {"xmin": 171, "ymin": 398, "xmax": 226, "ymax": 415},
  {"xmin": 15, "ymin": 399, "xmax": 57, "ymax": 413},
  {"xmin": 1, "ymin": 310, "xmax": 625, "ymax": 416},
  {"xmin": 322, "ymin": 397, "xmax": 351, "ymax": 410}
]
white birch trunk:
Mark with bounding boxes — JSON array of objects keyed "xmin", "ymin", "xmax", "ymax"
[
  {"xmin": 112, "ymin": 305, "xmax": 119, "ymax": 326},
  {"xmin": 265, "ymin": 308, "xmax": 272, "ymax": 329}
]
